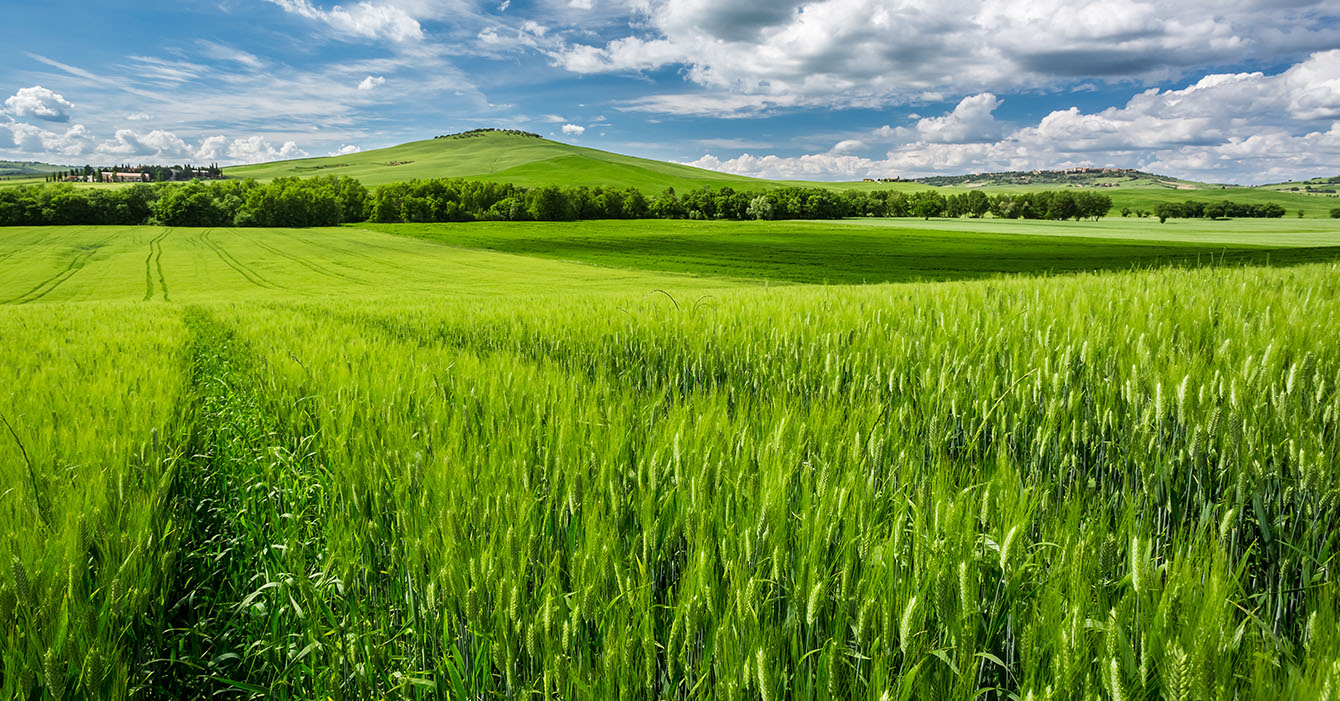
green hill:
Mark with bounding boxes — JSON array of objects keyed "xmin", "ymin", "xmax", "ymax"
[
  {"xmin": 0, "ymin": 160, "xmax": 68, "ymax": 179},
  {"xmin": 226, "ymin": 130, "xmax": 770, "ymax": 191},
  {"xmin": 1254, "ymin": 176, "xmax": 1340, "ymax": 208},
  {"xmin": 909, "ymin": 168, "xmax": 1219, "ymax": 190},
  {"xmin": 1257, "ymin": 175, "xmax": 1340, "ymax": 190}
]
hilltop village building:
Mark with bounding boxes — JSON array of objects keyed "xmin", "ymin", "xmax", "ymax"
[{"xmin": 101, "ymin": 172, "xmax": 149, "ymax": 183}]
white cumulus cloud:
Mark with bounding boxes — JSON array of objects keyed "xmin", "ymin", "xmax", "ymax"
[
  {"xmin": 223, "ymin": 134, "xmax": 308, "ymax": 162},
  {"xmin": 265, "ymin": 0, "xmax": 424, "ymax": 42},
  {"xmin": 358, "ymin": 75, "xmax": 386, "ymax": 90},
  {"xmin": 915, "ymin": 93, "xmax": 1003, "ymax": 143},
  {"xmin": 561, "ymin": 123, "xmax": 586, "ymax": 135},
  {"xmin": 5, "ymin": 86, "xmax": 75, "ymax": 122},
  {"xmin": 3, "ymin": 122, "xmax": 93, "ymax": 156},
  {"xmin": 831, "ymin": 139, "xmax": 867, "ymax": 154},
  {"xmin": 97, "ymin": 129, "xmax": 191, "ymax": 158}
]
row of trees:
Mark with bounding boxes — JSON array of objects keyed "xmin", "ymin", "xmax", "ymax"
[
  {"xmin": 17, "ymin": 177, "xmax": 1280, "ymax": 227},
  {"xmin": 0, "ymin": 176, "xmax": 367, "ymax": 227},
  {"xmin": 1151, "ymin": 200, "xmax": 1287, "ymax": 222},
  {"xmin": 982, "ymin": 191, "xmax": 1113, "ymax": 220},
  {"xmin": 364, "ymin": 181, "xmax": 1114, "ymax": 223}
]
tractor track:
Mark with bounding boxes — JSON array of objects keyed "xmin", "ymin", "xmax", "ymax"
[
  {"xmin": 3, "ymin": 240, "xmax": 105, "ymax": 304},
  {"xmin": 144, "ymin": 229, "xmax": 172, "ymax": 301},
  {"xmin": 289, "ymin": 232, "xmax": 414, "ymax": 276},
  {"xmin": 236, "ymin": 231, "xmax": 364, "ymax": 284},
  {"xmin": 200, "ymin": 229, "xmax": 280, "ymax": 289}
]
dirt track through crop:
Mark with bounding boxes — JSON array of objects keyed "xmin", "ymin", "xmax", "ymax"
[{"xmin": 144, "ymin": 229, "xmax": 171, "ymax": 301}]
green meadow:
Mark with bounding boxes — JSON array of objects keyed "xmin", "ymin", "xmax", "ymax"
[{"xmin": 2, "ymin": 218, "xmax": 1339, "ymax": 699}]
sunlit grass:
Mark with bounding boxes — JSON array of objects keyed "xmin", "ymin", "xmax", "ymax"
[{"xmin": 1, "ymin": 220, "xmax": 1337, "ymax": 698}]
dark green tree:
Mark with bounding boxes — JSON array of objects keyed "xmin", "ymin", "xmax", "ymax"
[{"xmin": 910, "ymin": 191, "xmax": 947, "ymax": 219}]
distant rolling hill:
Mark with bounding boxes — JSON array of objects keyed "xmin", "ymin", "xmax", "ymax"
[
  {"xmin": 910, "ymin": 168, "xmax": 1221, "ymax": 190},
  {"xmin": 214, "ymin": 130, "xmax": 1340, "ymax": 217},
  {"xmin": 1256, "ymin": 175, "xmax": 1340, "ymax": 196},
  {"xmin": 226, "ymin": 130, "xmax": 771, "ymax": 192},
  {"xmin": 0, "ymin": 160, "xmax": 69, "ymax": 179}
]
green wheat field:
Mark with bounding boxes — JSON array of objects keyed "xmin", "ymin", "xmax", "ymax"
[{"xmin": 2, "ymin": 220, "xmax": 1339, "ymax": 699}]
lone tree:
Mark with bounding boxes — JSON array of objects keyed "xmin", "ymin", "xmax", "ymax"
[{"xmin": 1155, "ymin": 202, "xmax": 1176, "ymax": 223}]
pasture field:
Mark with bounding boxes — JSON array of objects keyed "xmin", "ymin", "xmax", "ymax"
[{"xmin": 1, "ymin": 219, "xmax": 1339, "ymax": 699}]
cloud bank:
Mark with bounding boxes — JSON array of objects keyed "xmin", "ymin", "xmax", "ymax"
[
  {"xmin": 686, "ymin": 51, "xmax": 1340, "ymax": 184},
  {"xmin": 554, "ymin": 0, "xmax": 1340, "ymax": 108}
]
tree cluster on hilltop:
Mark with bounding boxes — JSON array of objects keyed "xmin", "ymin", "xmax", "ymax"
[{"xmin": 434, "ymin": 128, "xmax": 541, "ymax": 140}]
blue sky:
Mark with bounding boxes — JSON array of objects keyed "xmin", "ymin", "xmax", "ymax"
[{"xmin": 2, "ymin": 0, "xmax": 1339, "ymax": 184}]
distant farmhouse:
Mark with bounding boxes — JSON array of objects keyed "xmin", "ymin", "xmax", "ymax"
[
  {"xmin": 102, "ymin": 172, "xmax": 150, "ymax": 183},
  {"xmin": 48, "ymin": 163, "xmax": 223, "ymax": 184}
]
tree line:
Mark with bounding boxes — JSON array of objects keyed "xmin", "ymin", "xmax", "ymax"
[
  {"xmin": 362, "ymin": 181, "xmax": 1115, "ymax": 222},
  {"xmin": 0, "ymin": 177, "xmax": 1170, "ymax": 227},
  {"xmin": 1150, "ymin": 200, "xmax": 1287, "ymax": 222},
  {"xmin": 0, "ymin": 177, "xmax": 365, "ymax": 227}
]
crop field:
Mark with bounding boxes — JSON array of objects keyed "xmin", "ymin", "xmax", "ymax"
[
  {"xmin": 365, "ymin": 218, "xmax": 1340, "ymax": 285},
  {"xmin": 2, "ymin": 219, "xmax": 1339, "ymax": 699},
  {"xmin": 834, "ymin": 215, "xmax": 1340, "ymax": 248}
]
